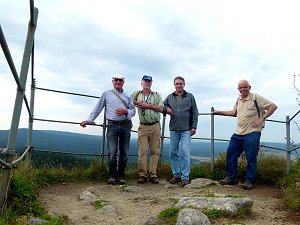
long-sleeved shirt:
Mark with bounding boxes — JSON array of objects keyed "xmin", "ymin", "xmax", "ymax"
[
  {"xmin": 163, "ymin": 90, "xmax": 198, "ymax": 131},
  {"xmin": 86, "ymin": 89, "xmax": 135, "ymax": 123}
]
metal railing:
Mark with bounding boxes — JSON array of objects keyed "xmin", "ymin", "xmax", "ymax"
[{"xmin": 0, "ymin": 0, "xmax": 38, "ymax": 211}]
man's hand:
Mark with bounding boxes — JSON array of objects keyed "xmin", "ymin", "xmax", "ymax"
[
  {"xmin": 115, "ymin": 108, "xmax": 128, "ymax": 115},
  {"xmin": 138, "ymin": 101, "xmax": 149, "ymax": 109},
  {"xmin": 80, "ymin": 121, "xmax": 88, "ymax": 128},
  {"xmin": 252, "ymin": 117, "xmax": 264, "ymax": 128},
  {"xmin": 190, "ymin": 128, "xmax": 196, "ymax": 136},
  {"xmin": 166, "ymin": 108, "xmax": 174, "ymax": 115}
]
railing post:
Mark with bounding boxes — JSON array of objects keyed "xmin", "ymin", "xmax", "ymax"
[
  {"xmin": 286, "ymin": 116, "xmax": 291, "ymax": 175},
  {"xmin": 100, "ymin": 114, "xmax": 106, "ymax": 166},
  {"xmin": 159, "ymin": 114, "xmax": 167, "ymax": 170},
  {"xmin": 210, "ymin": 107, "xmax": 215, "ymax": 174},
  {"xmin": 26, "ymin": 78, "xmax": 36, "ymax": 164}
]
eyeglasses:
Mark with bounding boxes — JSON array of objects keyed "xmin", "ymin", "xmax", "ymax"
[{"xmin": 114, "ymin": 79, "xmax": 124, "ymax": 82}]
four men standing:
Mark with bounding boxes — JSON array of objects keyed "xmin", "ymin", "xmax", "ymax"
[{"xmin": 81, "ymin": 75, "xmax": 277, "ymax": 190}]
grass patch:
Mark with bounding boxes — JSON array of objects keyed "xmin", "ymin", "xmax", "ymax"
[
  {"xmin": 158, "ymin": 207, "xmax": 180, "ymax": 224},
  {"xmin": 202, "ymin": 208, "xmax": 224, "ymax": 219},
  {"xmin": 281, "ymin": 160, "xmax": 300, "ymax": 210},
  {"xmin": 93, "ymin": 200, "xmax": 109, "ymax": 209}
]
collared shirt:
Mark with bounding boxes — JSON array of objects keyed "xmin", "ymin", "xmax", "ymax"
[
  {"xmin": 131, "ymin": 90, "xmax": 162, "ymax": 124},
  {"xmin": 86, "ymin": 89, "xmax": 135, "ymax": 123},
  {"xmin": 163, "ymin": 90, "xmax": 198, "ymax": 131},
  {"xmin": 233, "ymin": 92, "xmax": 273, "ymax": 135}
]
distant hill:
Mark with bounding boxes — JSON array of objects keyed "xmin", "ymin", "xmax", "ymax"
[{"xmin": 0, "ymin": 129, "xmax": 288, "ymax": 163}]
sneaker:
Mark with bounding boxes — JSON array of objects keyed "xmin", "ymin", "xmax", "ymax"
[
  {"xmin": 137, "ymin": 176, "xmax": 147, "ymax": 183},
  {"xmin": 117, "ymin": 177, "xmax": 127, "ymax": 185},
  {"xmin": 241, "ymin": 179, "xmax": 254, "ymax": 190},
  {"xmin": 150, "ymin": 177, "xmax": 159, "ymax": 184},
  {"xmin": 107, "ymin": 177, "xmax": 116, "ymax": 185},
  {"xmin": 169, "ymin": 176, "xmax": 181, "ymax": 184},
  {"xmin": 219, "ymin": 177, "xmax": 239, "ymax": 185},
  {"xmin": 180, "ymin": 179, "xmax": 190, "ymax": 187}
]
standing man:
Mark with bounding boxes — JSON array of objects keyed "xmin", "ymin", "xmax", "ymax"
[
  {"xmin": 163, "ymin": 76, "xmax": 199, "ymax": 186},
  {"xmin": 132, "ymin": 75, "xmax": 172, "ymax": 184},
  {"xmin": 213, "ymin": 79, "xmax": 277, "ymax": 190},
  {"xmin": 80, "ymin": 74, "xmax": 136, "ymax": 185}
]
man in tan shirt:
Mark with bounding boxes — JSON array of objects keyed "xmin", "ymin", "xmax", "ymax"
[{"xmin": 213, "ymin": 80, "xmax": 277, "ymax": 190}]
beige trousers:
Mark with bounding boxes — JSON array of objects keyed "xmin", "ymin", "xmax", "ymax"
[{"xmin": 137, "ymin": 123, "xmax": 161, "ymax": 178}]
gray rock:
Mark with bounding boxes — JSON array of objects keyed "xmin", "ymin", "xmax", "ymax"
[
  {"xmin": 79, "ymin": 190, "xmax": 98, "ymax": 202},
  {"xmin": 85, "ymin": 185, "xmax": 97, "ymax": 193},
  {"xmin": 97, "ymin": 204, "xmax": 118, "ymax": 216},
  {"xmin": 143, "ymin": 216, "xmax": 162, "ymax": 225},
  {"xmin": 185, "ymin": 178, "xmax": 218, "ymax": 188},
  {"xmin": 175, "ymin": 197, "xmax": 253, "ymax": 214},
  {"xmin": 176, "ymin": 208, "xmax": 211, "ymax": 225},
  {"xmin": 123, "ymin": 185, "xmax": 144, "ymax": 192},
  {"xmin": 26, "ymin": 217, "xmax": 48, "ymax": 224}
]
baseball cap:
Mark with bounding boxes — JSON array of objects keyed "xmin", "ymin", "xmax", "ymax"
[
  {"xmin": 142, "ymin": 75, "xmax": 152, "ymax": 81},
  {"xmin": 112, "ymin": 74, "xmax": 125, "ymax": 80}
]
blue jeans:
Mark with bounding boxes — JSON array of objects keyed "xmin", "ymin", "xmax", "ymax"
[
  {"xmin": 226, "ymin": 132, "xmax": 261, "ymax": 182},
  {"xmin": 106, "ymin": 122, "xmax": 132, "ymax": 178},
  {"xmin": 169, "ymin": 130, "xmax": 191, "ymax": 180}
]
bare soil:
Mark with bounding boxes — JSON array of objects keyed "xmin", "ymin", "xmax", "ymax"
[{"xmin": 39, "ymin": 179, "xmax": 300, "ymax": 225}]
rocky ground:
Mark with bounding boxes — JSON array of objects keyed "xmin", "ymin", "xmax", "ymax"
[{"xmin": 39, "ymin": 178, "xmax": 300, "ymax": 225}]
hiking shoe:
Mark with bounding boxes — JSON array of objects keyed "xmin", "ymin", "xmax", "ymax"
[
  {"xmin": 169, "ymin": 176, "xmax": 181, "ymax": 184},
  {"xmin": 107, "ymin": 177, "xmax": 116, "ymax": 185},
  {"xmin": 219, "ymin": 177, "xmax": 239, "ymax": 185},
  {"xmin": 241, "ymin": 179, "xmax": 254, "ymax": 190},
  {"xmin": 150, "ymin": 177, "xmax": 159, "ymax": 184},
  {"xmin": 137, "ymin": 176, "xmax": 147, "ymax": 183},
  {"xmin": 180, "ymin": 179, "xmax": 190, "ymax": 187},
  {"xmin": 117, "ymin": 177, "xmax": 127, "ymax": 185}
]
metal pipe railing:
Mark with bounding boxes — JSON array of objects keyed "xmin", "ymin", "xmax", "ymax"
[{"xmin": 0, "ymin": 5, "xmax": 39, "ymax": 209}]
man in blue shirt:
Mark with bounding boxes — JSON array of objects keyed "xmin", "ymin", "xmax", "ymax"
[{"xmin": 80, "ymin": 74, "xmax": 136, "ymax": 185}]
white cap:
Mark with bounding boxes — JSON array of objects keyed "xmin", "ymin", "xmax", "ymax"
[{"xmin": 112, "ymin": 74, "xmax": 125, "ymax": 80}]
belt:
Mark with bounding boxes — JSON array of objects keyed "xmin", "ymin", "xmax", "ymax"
[
  {"xmin": 140, "ymin": 121, "xmax": 160, "ymax": 125},
  {"xmin": 107, "ymin": 120, "xmax": 131, "ymax": 125}
]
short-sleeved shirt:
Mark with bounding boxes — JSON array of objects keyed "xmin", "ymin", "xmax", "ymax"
[
  {"xmin": 233, "ymin": 93, "xmax": 274, "ymax": 135},
  {"xmin": 131, "ymin": 90, "xmax": 163, "ymax": 124}
]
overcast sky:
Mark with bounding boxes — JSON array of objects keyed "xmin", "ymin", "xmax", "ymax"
[{"xmin": 1, "ymin": 0, "xmax": 300, "ymax": 144}]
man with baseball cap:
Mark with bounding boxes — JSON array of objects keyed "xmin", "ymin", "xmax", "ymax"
[
  {"xmin": 81, "ymin": 74, "xmax": 136, "ymax": 185},
  {"xmin": 131, "ymin": 75, "xmax": 172, "ymax": 184}
]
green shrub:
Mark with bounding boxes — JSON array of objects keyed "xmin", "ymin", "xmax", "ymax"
[
  {"xmin": 281, "ymin": 159, "xmax": 300, "ymax": 210},
  {"xmin": 83, "ymin": 160, "xmax": 108, "ymax": 181},
  {"xmin": 9, "ymin": 164, "xmax": 44, "ymax": 216},
  {"xmin": 257, "ymin": 153, "xmax": 287, "ymax": 185},
  {"xmin": 158, "ymin": 162, "xmax": 172, "ymax": 179},
  {"xmin": 124, "ymin": 161, "xmax": 139, "ymax": 179}
]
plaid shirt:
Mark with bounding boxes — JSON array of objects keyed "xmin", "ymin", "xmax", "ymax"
[{"xmin": 131, "ymin": 90, "xmax": 163, "ymax": 124}]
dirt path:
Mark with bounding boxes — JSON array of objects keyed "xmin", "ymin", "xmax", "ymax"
[{"xmin": 39, "ymin": 179, "xmax": 300, "ymax": 225}]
